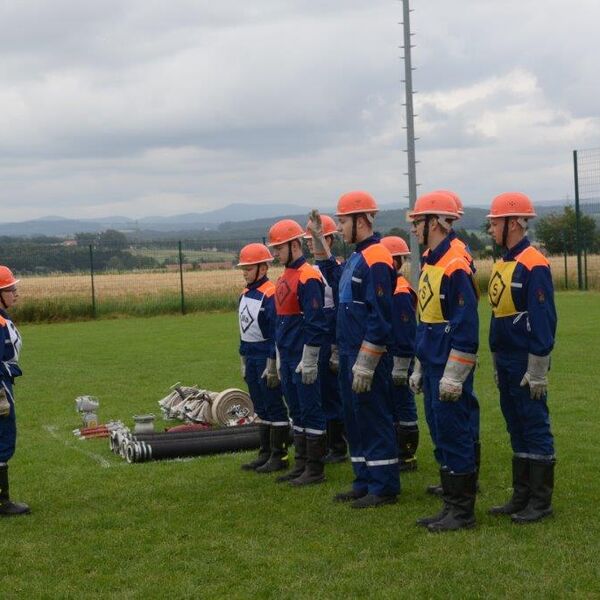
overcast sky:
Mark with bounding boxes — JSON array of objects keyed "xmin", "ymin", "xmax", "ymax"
[{"xmin": 1, "ymin": 0, "xmax": 599, "ymax": 221}]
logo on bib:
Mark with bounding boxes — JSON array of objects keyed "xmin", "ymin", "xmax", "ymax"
[
  {"xmin": 239, "ymin": 304, "xmax": 255, "ymax": 333},
  {"xmin": 488, "ymin": 271, "xmax": 506, "ymax": 308},
  {"xmin": 276, "ymin": 280, "xmax": 292, "ymax": 306},
  {"xmin": 418, "ymin": 273, "xmax": 434, "ymax": 312}
]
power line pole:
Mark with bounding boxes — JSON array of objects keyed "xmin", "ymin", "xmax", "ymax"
[{"xmin": 401, "ymin": 0, "xmax": 420, "ymax": 286}]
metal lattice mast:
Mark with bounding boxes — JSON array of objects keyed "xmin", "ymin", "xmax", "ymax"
[{"xmin": 401, "ymin": 0, "xmax": 420, "ymax": 286}]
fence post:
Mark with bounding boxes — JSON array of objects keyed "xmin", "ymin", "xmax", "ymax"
[
  {"xmin": 562, "ymin": 232, "xmax": 568, "ymax": 290},
  {"xmin": 573, "ymin": 149, "xmax": 584, "ymax": 290},
  {"xmin": 583, "ymin": 241, "xmax": 588, "ymax": 291},
  {"xmin": 178, "ymin": 240, "xmax": 186, "ymax": 314},
  {"xmin": 89, "ymin": 244, "xmax": 97, "ymax": 318}
]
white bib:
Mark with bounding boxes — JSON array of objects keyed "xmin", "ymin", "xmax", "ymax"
[
  {"xmin": 239, "ymin": 295, "xmax": 267, "ymax": 342},
  {"xmin": 313, "ymin": 264, "xmax": 334, "ymax": 309}
]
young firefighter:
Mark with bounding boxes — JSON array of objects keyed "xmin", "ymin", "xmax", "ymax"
[
  {"xmin": 423, "ymin": 190, "xmax": 481, "ymax": 496},
  {"xmin": 237, "ymin": 244, "xmax": 290, "ymax": 473},
  {"xmin": 330, "ymin": 191, "xmax": 399, "ymax": 508},
  {"xmin": 303, "ymin": 213, "xmax": 347, "ymax": 463},
  {"xmin": 486, "ymin": 192, "xmax": 557, "ymax": 524},
  {"xmin": 267, "ymin": 219, "xmax": 329, "ymax": 486},
  {"xmin": 0, "ymin": 266, "xmax": 29, "ymax": 517},
  {"xmin": 407, "ymin": 192, "xmax": 480, "ymax": 532},
  {"xmin": 380, "ymin": 236, "xmax": 419, "ymax": 472}
]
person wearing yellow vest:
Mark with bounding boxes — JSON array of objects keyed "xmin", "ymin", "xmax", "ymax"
[
  {"xmin": 380, "ymin": 236, "xmax": 419, "ymax": 472},
  {"xmin": 407, "ymin": 192, "xmax": 480, "ymax": 532},
  {"xmin": 486, "ymin": 192, "xmax": 557, "ymax": 524}
]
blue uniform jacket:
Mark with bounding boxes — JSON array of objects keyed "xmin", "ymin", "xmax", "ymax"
[
  {"xmin": 489, "ymin": 238, "xmax": 556, "ymax": 357},
  {"xmin": 336, "ymin": 234, "xmax": 397, "ymax": 356},
  {"xmin": 416, "ymin": 235, "xmax": 479, "ymax": 369},
  {"xmin": 274, "ymin": 256, "xmax": 327, "ymax": 360},
  {"xmin": 238, "ymin": 275, "xmax": 277, "ymax": 360},
  {"xmin": 315, "ymin": 258, "xmax": 340, "ymax": 345},
  {"xmin": 390, "ymin": 276, "xmax": 417, "ymax": 358}
]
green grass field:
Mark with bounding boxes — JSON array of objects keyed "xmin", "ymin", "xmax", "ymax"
[{"xmin": 2, "ymin": 293, "xmax": 599, "ymax": 598}]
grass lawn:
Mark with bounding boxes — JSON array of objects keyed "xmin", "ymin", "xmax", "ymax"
[{"xmin": 1, "ymin": 292, "xmax": 599, "ymax": 598}]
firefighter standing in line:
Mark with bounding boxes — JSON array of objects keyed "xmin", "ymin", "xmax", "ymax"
[
  {"xmin": 486, "ymin": 192, "xmax": 557, "ymax": 524},
  {"xmin": 237, "ymin": 244, "xmax": 290, "ymax": 474},
  {"xmin": 423, "ymin": 190, "xmax": 481, "ymax": 497},
  {"xmin": 303, "ymin": 213, "xmax": 348, "ymax": 463},
  {"xmin": 407, "ymin": 192, "xmax": 480, "ymax": 532},
  {"xmin": 267, "ymin": 219, "xmax": 329, "ymax": 486},
  {"xmin": 330, "ymin": 191, "xmax": 399, "ymax": 509},
  {"xmin": 380, "ymin": 236, "xmax": 419, "ymax": 472},
  {"xmin": 0, "ymin": 266, "xmax": 29, "ymax": 517}
]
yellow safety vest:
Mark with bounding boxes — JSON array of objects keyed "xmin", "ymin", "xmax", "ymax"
[
  {"xmin": 418, "ymin": 248, "xmax": 473, "ymax": 324},
  {"xmin": 488, "ymin": 245, "xmax": 549, "ymax": 318}
]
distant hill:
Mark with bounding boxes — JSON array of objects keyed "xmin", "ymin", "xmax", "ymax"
[{"xmin": 0, "ymin": 201, "xmax": 572, "ymax": 239}]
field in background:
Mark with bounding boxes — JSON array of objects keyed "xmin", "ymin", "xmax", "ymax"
[
  {"xmin": 2, "ymin": 293, "xmax": 600, "ymax": 597},
  {"xmin": 12, "ymin": 254, "xmax": 600, "ymax": 322}
]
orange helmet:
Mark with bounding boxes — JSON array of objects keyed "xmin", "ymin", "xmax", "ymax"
[
  {"xmin": 487, "ymin": 192, "xmax": 536, "ymax": 219},
  {"xmin": 237, "ymin": 243, "xmax": 274, "ymax": 267},
  {"xmin": 408, "ymin": 191, "xmax": 459, "ymax": 221},
  {"xmin": 304, "ymin": 214, "xmax": 338, "ymax": 239},
  {"xmin": 0, "ymin": 266, "xmax": 19, "ymax": 290},
  {"xmin": 433, "ymin": 189, "xmax": 464, "ymax": 216},
  {"xmin": 267, "ymin": 219, "xmax": 305, "ymax": 246},
  {"xmin": 381, "ymin": 236, "xmax": 410, "ymax": 257},
  {"xmin": 335, "ymin": 191, "xmax": 378, "ymax": 216}
]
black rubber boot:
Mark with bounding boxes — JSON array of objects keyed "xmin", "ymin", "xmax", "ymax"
[
  {"xmin": 333, "ymin": 488, "xmax": 367, "ymax": 503},
  {"xmin": 241, "ymin": 423, "xmax": 271, "ymax": 471},
  {"xmin": 489, "ymin": 456, "xmax": 530, "ymax": 515},
  {"xmin": 351, "ymin": 494, "xmax": 398, "ymax": 509},
  {"xmin": 290, "ymin": 434, "xmax": 326, "ymax": 486},
  {"xmin": 276, "ymin": 432, "xmax": 306, "ymax": 483},
  {"xmin": 511, "ymin": 459, "xmax": 555, "ymax": 524},
  {"xmin": 426, "ymin": 470, "xmax": 476, "ymax": 532},
  {"xmin": 0, "ymin": 463, "xmax": 30, "ymax": 517},
  {"xmin": 397, "ymin": 423, "xmax": 419, "ymax": 472},
  {"xmin": 255, "ymin": 425, "xmax": 290, "ymax": 473},
  {"xmin": 323, "ymin": 420, "xmax": 348, "ymax": 464}
]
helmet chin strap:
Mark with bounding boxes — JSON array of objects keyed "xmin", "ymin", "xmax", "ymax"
[
  {"xmin": 284, "ymin": 241, "xmax": 294, "ymax": 267},
  {"xmin": 249, "ymin": 264, "xmax": 261, "ymax": 286},
  {"xmin": 351, "ymin": 215, "xmax": 358, "ymax": 244},
  {"xmin": 0, "ymin": 292, "xmax": 7, "ymax": 310},
  {"xmin": 501, "ymin": 218, "xmax": 509, "ymax": 248},
  {"xmin": 423, "ymin": 215, "xmax": 431, "ymax": 247}
]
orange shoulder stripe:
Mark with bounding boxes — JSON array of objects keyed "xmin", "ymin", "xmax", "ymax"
[
  {"xmin": 0, "ymin": 315, "xmax": 6, "ymax": 327},
  {"xmin": 394, "ymin": 275, "xmax": 414, "ymax": 296},
  {"xmin": 516, "ymin": 246, "xmax": 550, "ymax": 270},
  {"xmin": 298, "ymin": 262, "xmax": 324, "ymax": 284},
  {"xmin": 258, "ymin": 281, "xmax": 276, "ymax": 296},
  {"xmin": 363, "ymin": 243, "xmax": 394, "ymax": 268}
]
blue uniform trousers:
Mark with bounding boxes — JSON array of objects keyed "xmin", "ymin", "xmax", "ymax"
[
  {"xmin": 0, "ymin": 381, "xmax": 17, "ymax": 463},
  {"xmin": 496, "ymin": 352, "xmax": 554, "ymax": 459},
  {"xmin": 391, "ymin": 381, "xmax": 418, "ymax": 425},
  {"xmin": 422, "ymin": 366, "xmax": 476, "ymax": 473},
  {"xmin": 244, "ymin": 355, "xmax": 288, "ymax": 424},
  {"xmin": 279, "ymin": 356, "xmax": 326, "ymax": 434},
  {"xmin": 318, "ymin": 345, "xmax": 343, "ymax": 422},
  {"xmin": 339, "ymin": 353, "xmax": 399, "ymax": 497}
]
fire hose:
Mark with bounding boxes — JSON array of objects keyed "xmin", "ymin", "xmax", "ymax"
[
  {"xmin": 158, "ymin": 385, "xmax": 254, "ymax": 426},
  {"xmin": 124, "ymin": 425, "xmax": 265, "ymax": 463}
]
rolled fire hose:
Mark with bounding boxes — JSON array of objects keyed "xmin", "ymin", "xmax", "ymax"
[
  {"xmin": 110, "ymin": 424, "xmax": 268, "ymax": 456},
  {"xmin": 125, "ymin": 425, "xmax": 263, "ymax": 463}
]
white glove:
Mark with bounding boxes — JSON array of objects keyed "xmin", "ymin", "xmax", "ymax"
[
  {"xmin": 295, "ymin": 345, "xmax": 320, "ymax": 385},
  {"xmin": 352, "ymin": 341, "xmax": 385, "ymax": 393},
  {"xmin": 329, "ymin": 344, "xmax": 339, "ymax": 374},
  {"xmin": 491, "ymin": 352, "xmax": 499, "ymax": 388},
  {"xmin": 392, "ymin": 356, "xmax": 412, "ymax": 387},
  {"xmin": 408, "ymin": 358, "xmax": 423, "ymax": 394},
  {"xmin": 261, "ymin": 357, "xmax": 280, "ymax": 389},
  {"xmin": 439, "ymin": 349, "xmax": 477, "ymax": 401},
  {"xmin": 520, "ymin": 353, "xmax": 550, "ymax": 400},
  {"xmin": 0, "ymin": 388, "xmax": 10, "ymax": 418},
  {"xmin": 306, "ymin": 209, "xmax": 331, "ymax": 259},
  {"xmin": 240, "ymin": 356, "xmax": 246, "ymax": 379}
]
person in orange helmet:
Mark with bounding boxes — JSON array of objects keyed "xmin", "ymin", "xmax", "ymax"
[
  {"xmin": 328, "ymin": 191, "xmax": 399, "ymax": 508},
  {"xmin": 380, "ymin": 235, "xmax": 419, "ymax": 473},
  {"xmin": 267, "ymin": 219, "xmax": 329, "ymax": 486},
  {"xmin": 407, "ymin": 192, "xmax": 480, "ymax": 532},
  {"xmin": 304, "ymin": 212, "xmax": 348, "ymax": 463},
  {"xmin": 486, "ymin": 192, "xmax": 557, "ymax": 524},
  {"xmin": 236, "ymin": 244, "xmax": 289, "ymax": 473},
  {"xmin": 0, "ymin": 266, "xmax": 30, "ymax": 517}
]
